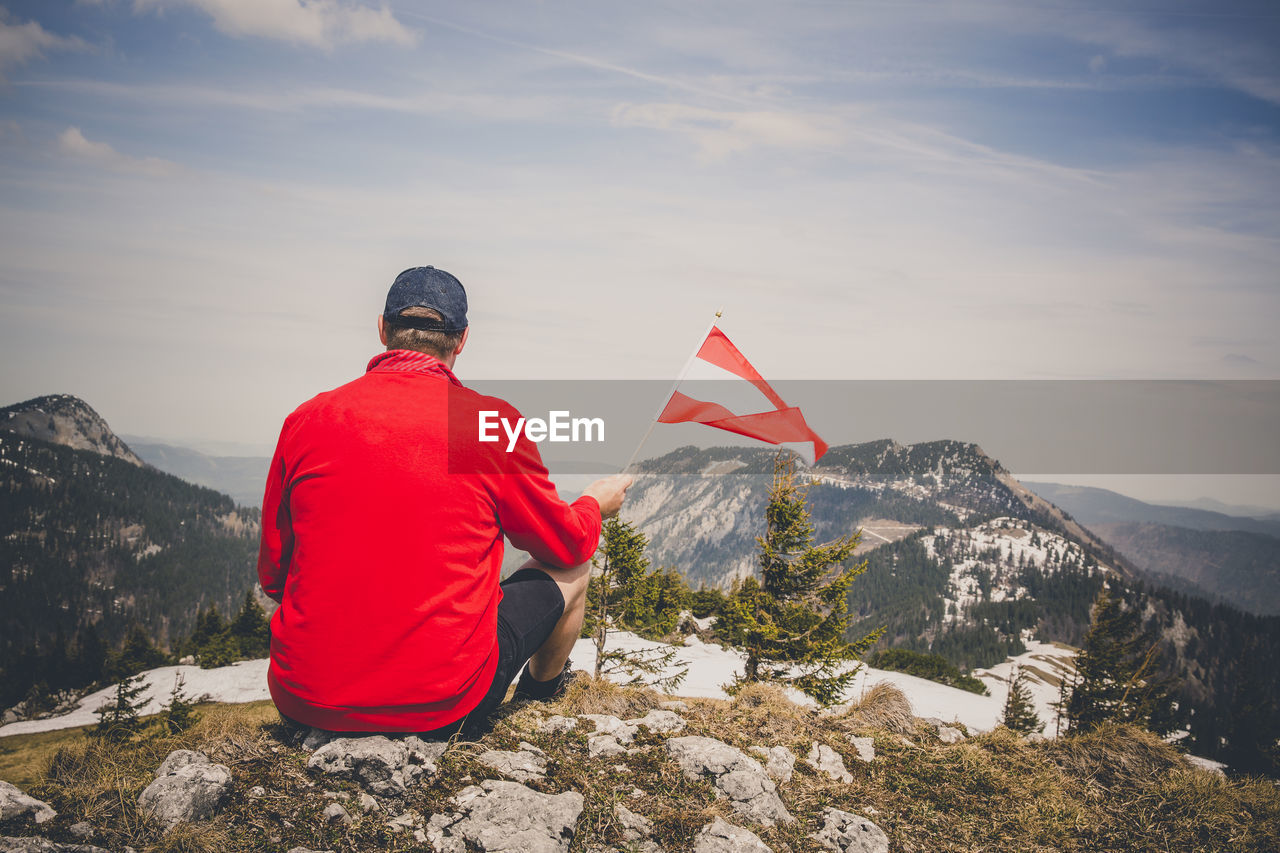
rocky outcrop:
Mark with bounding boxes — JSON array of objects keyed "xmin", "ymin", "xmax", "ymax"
[
  {"xmin": 666, "ymin": 736, "xmax": 793, "ymax": 826},
  {"xmin": 810, "ymin": 807, "xmax": 890, "ymax": 853},
  {"xmin": 425, "ymin": 780, "xmax": 583, "ymax": 853},
  {"xmin": 136, "ymin": 750, "xmax": 232, "ymax": 830},
  {"xmin": 479, "ymin": 743, "xmax": 548, "ymax": 782},
  {"xmin": 748, "ymin": 746, "xmax": 796, "ymax": 782},
  {"xmin": 692, "ymin": 817, "xmax": 772, "ymax": 853},
  {"xmin": 307, "ymin": 735, "xmax": 447, "ymax": 795},
  {"xmin": 0, "ymin": 782, "xmax": 56, "ymax": 825}
]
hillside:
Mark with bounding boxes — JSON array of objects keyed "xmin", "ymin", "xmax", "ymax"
[
  {"xmin": 623, "ymin": 445, "xmax": 1280, "ymax": 766},
  {"xmin": 0, "ymin": 398, "xmax": 261, "ymax": 711},
  {"xmin": 1, "ymin": 395, "xmax": 144, "ymax": 467},
  {"xmin": 1025, "ymin": 481, "xmax": 1280, "ymax": 538},
  {"xmin": 0, "ymin": 677, "xmax": 1275, "ymax": 853},
  {"xmin": 123, "ymin": 440, "xmax": 269, "ymax": 509}
]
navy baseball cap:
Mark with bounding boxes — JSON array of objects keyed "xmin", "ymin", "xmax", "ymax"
[{"xmin": 383, "ymin": 266, "xmax": 468, "ymax": 332}]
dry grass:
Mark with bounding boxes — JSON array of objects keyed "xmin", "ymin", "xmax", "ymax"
[
  {"xmin": 828, "ymin": 681, "xmax": 916, "ymax": 734},
  {"xmin": 2, "ymin": 688, "xmax": 1277, "ymax": 853}
]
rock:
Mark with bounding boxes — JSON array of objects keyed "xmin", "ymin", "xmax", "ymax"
[
  {"xmin": 0, "ymin": 839, "xmax": 111, "ymax": 853},
  {"xmin": 588, "ymin": 735, "xmax": 626, "ymax": 758},
  {"xmin": 68, "ymin": 823, "xmax": 92, "ymax": 840},
  {"xmin": 539, "ymin": 715, "xmax": 578, "ymax": 734},
  {"xmin": 301, "ymin": 728, "xmax": 333, "ymax": 751},
  {"xmin": 613, "ymin": 803, "xmax": 652, "ymax": 841},
  {"xmin": 0, "ymin": 780, "xmax": 57, "ymax": 824},
  {"xmin": 810, "ymin": 806, "xmax": 890, "ymax": 853},
  {"xmin": 137, "ymin": 750, "xmax": 232, "ymax": 830},
  {"xmin": 625, "ymin": 709, "xmax": 686, "ymax": 734},
  {"xmin": 479, "ymin": 743, "xmax": 548, "ymax": 782},
  {"xmin": 248, "ymin": 786, "xmax": 266, "ymax": 799},
  {"xmin": 806, "ymin": 742, "xmax": 853, "ymax": 783},
  {"xmin": 308, "ymin": 735, "xmax": 446, "ymax": 795},
  {"xmin": 848, "ymin": 736, "xmax": 875, "ymax": 763},
  {"xmin": 178, "ymin": 655, "xmax": 196, "ymax": 666},
  {"xmin": 387, "ymin": 811, "xmax": 422, "ymax": 834},
  {"xmin": 692, "ymin": 817, "xmax": 773, "ymax": 853},
  {"xmin": 286, "ymin": 847, "xmax": 336, "ymax": 853},
  {"xmin": 748, "ymin": 746, "xmax": 796, "ymax": 783},
  {"xmin": 322, "ymin": 802, "xmax": 352, "ymax": 825},
  {"xmin": 658, "ymin": 700, "xmax": 688, "ymax": 712},
  {"xmin": 358, "ymin": 792, "xmax": 379, "ymax": 814},
  {"xmin": 666, "ymin": 737, "xmax": 793, "ymax": 826},
  {"xmin": 580, "ymin": 714, "xmax": 637, "ymax": 743},
  {"xmin": 426, "ymin": 779, "xmax": 583, "ymax": 853},
  {"xmin": 936, "ymin": 725, "xmax": 965, "ymax": 744}
]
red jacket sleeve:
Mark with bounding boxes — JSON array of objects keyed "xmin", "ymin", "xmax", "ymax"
[
  {"xmin": 257, "ymin": 424, "xmax": 294, "ymax": 603},
  {"xmin": 488, "ymin": 411, "xmax": 602, "ymax": 568}
]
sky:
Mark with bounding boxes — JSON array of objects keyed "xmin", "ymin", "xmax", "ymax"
[{"xmin": 0, "ymin": 1, "xmax": 1277, "ymax": 503}]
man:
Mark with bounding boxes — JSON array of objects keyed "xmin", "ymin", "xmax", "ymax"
[{"xmin": 258, "ymin": 265, "xmax": 631, "ymax": 737}]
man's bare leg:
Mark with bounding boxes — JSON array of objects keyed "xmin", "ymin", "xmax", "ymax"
[{"xmin": 522, "ymin": 558, "xmax": 591, "ymax": 682}]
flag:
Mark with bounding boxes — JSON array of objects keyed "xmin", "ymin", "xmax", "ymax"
[{"xmin": 657, "ymin": 325, "xmax": 829, "ymax": 464}]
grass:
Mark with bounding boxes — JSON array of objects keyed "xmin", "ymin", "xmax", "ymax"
[{"xmin": 0, "ymin": 686, "xmax": 1276, "ymax": 852}]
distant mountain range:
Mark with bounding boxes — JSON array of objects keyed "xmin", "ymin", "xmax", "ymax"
[
  {"xmin": 121, "ymin": 438, "xmax": 269, "ymax": 508},
  {"xmin": 1025, "ymin": 481, "xmax": 1280, "ymax": 539}
]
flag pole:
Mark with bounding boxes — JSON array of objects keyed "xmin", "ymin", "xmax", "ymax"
[{"xmin": 622, "ymin": 309, "xmax": 723, "ymax": 473}]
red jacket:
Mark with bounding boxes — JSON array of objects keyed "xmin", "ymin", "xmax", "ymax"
[{"xmin": 258, "ymin": 350, "xmax": 601, "ymax": 731}]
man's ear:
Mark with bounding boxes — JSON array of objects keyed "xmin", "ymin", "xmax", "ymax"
[
  {"xmin": 378, "ymin": 314, "xmax": 388, "ymax": 347},
  {"xmin": 454, "ymin": 326, "xmax": 469, "ymax": 357}
]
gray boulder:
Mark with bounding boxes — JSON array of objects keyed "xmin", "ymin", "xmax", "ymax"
[
  {"xmin": 478, "ymin": 743, "xmax": 547, "ymax": 782},
  {"xmin": 625, "ymin": 709, "xmax": 686, "ymax": 734},
  {"xmin": 692, "ymin": 817, "xmax": 772, "ymax": 853},
  {"xmin": 588, "ymin": 736, "xmax": 626, "ymax": 758},
  {"xmin": 806, "ymin": 742, "xmax": 853, "ymax": 783},
  {"xmin": 426, "ymin": 780, "xmax": 583, "ymax": 853},
  {"xmin": 307, "ymin": 735, "xmax": 446, "ymax": 795},
  {"xmin": 613, "ymin": 803, "xmax": 652, "ymax": 841},
  {"xmin": 0, "ymin": 839, "xmax": 111, "ymax": 853},
  {"xmin": 666, "ymin": 737, "xmax": 793, "ymax": 826},
  {"xmin": 0, "ymin": 781, "xmax": 56, "ymax": 825},
  {"xmin": 580, "ymin": 714, "xmax": 637, "ymax": 743},
  {"xmin": 322, "ymin": 802, "xmax": 352, "ymax": 825},
  {"xmin": 137, "ymin": 750, "xmax": 232, "ymax": 830},
  {"xmin": 848, "ymin": 736, "xmax": 875, "ymax": 763},
  {"xmin": 810, "ymin": 807, "xmax": 890, "ymax": 853},
  {"xmin": 539, "ymin": 715, "xmax": 578, "ymax": 734},
  {"xmin": 748, "ymin": 746, "xmax": 796, "ymax": 783}
]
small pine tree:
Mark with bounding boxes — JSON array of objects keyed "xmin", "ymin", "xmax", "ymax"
[
  {"xmin": 1064, "ymin": 587, "xmax": 1176, "ymax": 734},
  {"xmin": 586, "ymin": 517, "xmax": 688, "ymax": 691},
  {"xmin": 230, "ymin": 591, "xmax": 271, "ymax": 659},
  {"xmin": 717, "ymin": 452, "xmax": 884, "ymax": 705},
  {"xmin": 1002, "ymin": 665, "xmax": 1044, "ymax": 734},
  {"xmin": 161, "ymin": 673, "xmax": 200, "ymax": 734},
  {"xmin": 94, "ymin": 673, "xmax": 148, "ymax": 742}
]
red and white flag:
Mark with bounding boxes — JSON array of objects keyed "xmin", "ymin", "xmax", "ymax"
[{"xmin": 657, "ymin": 325, "xmax": 829, "ymax": 464}]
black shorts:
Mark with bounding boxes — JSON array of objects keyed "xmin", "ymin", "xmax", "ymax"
[{"xmin": 420, "ymin": 565, "xmax": 566, "ymax": 738}]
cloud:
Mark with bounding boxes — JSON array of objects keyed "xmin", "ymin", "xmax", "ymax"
[
  {"xmin": 612, "ymin": 102, "xmax": 842, "ymax": 160},
  {"xmin": 1088, "ymin": 54, "xmax": 1106, "ymax": 74},
  {"xmin": 0, "ymin": 11, "xmax": 88, "ymax": 78},
  {"xmin": 57, "ymin": 127, "xmax": 179, "ymax": 177},
  {"xmin": 131, "ymin": 0, "xmax": 415, "ymax": 48}
]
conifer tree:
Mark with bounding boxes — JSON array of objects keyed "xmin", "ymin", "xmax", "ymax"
[
  {"xmin": 94, "ymin": 673, "xmax": 148, "ymax": 742},
  {"xmin": 586, "ymin": 517, "xmax": 688, "ymax": 690},
  {"xmin": 161, "ymin": 673, "xmax": 199, "ymax": 734},
  {"xmin": 718, "ymin": 452, "xmax": 884, "ymax": 705},
  {"xmin": 230, "ymin": 591, "xmax": 271, "ymax": 659},
  {"xmin": 1002, "ymin": 665, "xmax": 1044, "ymax": 734},
  {"xmin": 1064, "ymin": 587, "xmax": 1176, "ymax": 734}
]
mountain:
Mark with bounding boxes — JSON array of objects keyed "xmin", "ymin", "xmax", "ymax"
[
  {"xmin": 122, "ymin": 438, "xmax": 269, "ymax": 508},
  {"xmin": 1025, "ymin": 482, "xmax": 1280, "ymax": 615},
  {"xmin": 1024, "ymin": 481, "xmax": 1280, "ymax": 539},
  {"xmin": 1, "ymin": 394, "xmax": 144, "ymax": 466},
  {"xmin": 0, "ymin": 395, "xmax": 260, "ymax": 709},
  {"xmin": 624, "ymin": 443, "xmax": 1280, "ymax": 762}
]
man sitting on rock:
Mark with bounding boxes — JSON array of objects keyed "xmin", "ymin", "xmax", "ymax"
[{"xmin": 258, "ymin": 265, "xmax": 631, "ymax": 737}]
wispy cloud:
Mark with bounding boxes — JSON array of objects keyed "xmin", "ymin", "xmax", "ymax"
[
  {"xmin": 612, "ymin": 101, "xmax": 843, "ymax": 160},
  {"xmin": 0, "ymin": 11, "xmax": 87, "ymax": 79},
  {"xmin": 132, "ymin": 0, "xmax": 416, "ymax": 49},
  {"xmin": 57, "ymin": 127, "xmax": 179, "ymax": 177}
]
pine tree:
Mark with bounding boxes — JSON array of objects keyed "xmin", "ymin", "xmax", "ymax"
[
  {"xmin": 586, "ymin": 517, "xmax": 688, "ymax": 690},
  {"xmin": 1002, "ymin": 665, "xmax": 1044, "ymax": 734},
  {"xmin": 1064, "ymin": 587, "xmax": 1176, "ymax": 734},
  {"xmin": 717, "ymin": 452, "xmax": 884, "ymax": 705},
  {"xmin": 161, "ymin": 673, "xmax": 199, "ymax": 734},
  {"xmin": 229, "ymin": 591, "xmax": 271, "ymax": 659},
  {"xmin": 94, "ymin": 673, "xmax": 148, "ymax": 742}
]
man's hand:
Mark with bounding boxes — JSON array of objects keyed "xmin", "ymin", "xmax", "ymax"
[{"xmin": 582, "ymin": 473, "xmax": 633, "ymax": 519}]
